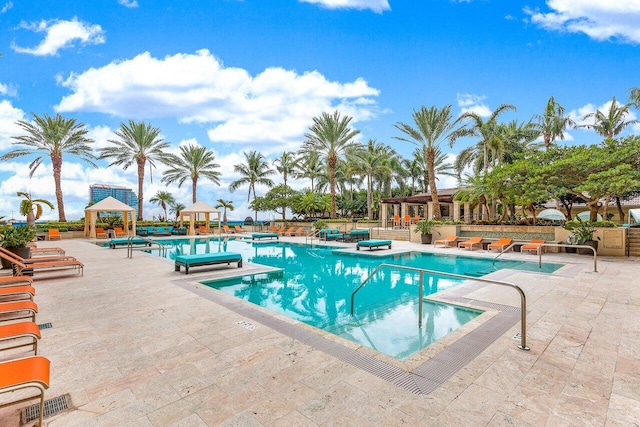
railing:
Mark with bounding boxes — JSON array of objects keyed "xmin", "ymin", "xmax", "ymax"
[
  {"xmin": 349, "ymin": 263, "xmax": 530, "ymax": 351},
  {"xmin": 492, "ymin": 242, "xmax": 597, "ymax": 272},
  {"xmin": 126, "ymin": 235, "xmax": 166, "ymax": 259}
]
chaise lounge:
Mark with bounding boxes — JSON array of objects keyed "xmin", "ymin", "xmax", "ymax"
[
  {"xmin": 458, "ymin": 236, "xmax": 483, "ymax": 251},
  {"xmin": 433, "ymin": 235, "xmax": 458, "ymax": 248},
  {"xmin": 252, "ymin": 233, "xmax": 279, "ymax": 241},
  {"xmin": 0, "ymin": 356, "xmax": 50, "ymax": 427},
  {"xmin": 108, "ymin": 237, "xmax": 151, "ymax": 249},
  {"xmin": 0, "ymin": 322, "xmax": 41, "ymax": 355},
  {"xmin": 521, "ymin": 239, "xmax": 546, "ymax": 254},
  {"xmin": 0, "ymin": 250, "xmax": 84, "ymax": 277},
  {"xmin": 174, "ymin": 252, "xmax": 243, "ymax": 274},
  {"xmin": 487, "ymin": 238, "xmax": 513, "ymax": 252},
  {"xmin": 356, "ymin": 239, "xmax": 392, "ymax": 251}
]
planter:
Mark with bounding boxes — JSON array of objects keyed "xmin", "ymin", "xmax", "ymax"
[
  {"xmin": 420, "ymin": 233, "xmax": 432, "ymax": 244},
  {"xmin": 1, "ymin": 246, "xmax": 31, "ymax": 269},
  {"xmin": 565, "ymin": 246, "xmax": 577, "ymax": 254},
  {"xmin": 578, "ymin": 240, "xmax": 598, "ymax": 255}
]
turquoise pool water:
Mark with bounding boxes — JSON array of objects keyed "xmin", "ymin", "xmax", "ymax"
[{"xmin": 145, "ymin": 238, "xmax": 561, "ymax": 359}]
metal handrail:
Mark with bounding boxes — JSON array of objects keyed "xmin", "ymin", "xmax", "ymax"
[
  {"xmin": 492, "ymin": 242, "xmax": 597, "ymax": 272},
  {"xmin": 349, "ymin": 263, "xmax": 530, "ymax": 351},
  {"xmin": 126, "ymin": 235, "xmax": 166, "ymax": 259}
]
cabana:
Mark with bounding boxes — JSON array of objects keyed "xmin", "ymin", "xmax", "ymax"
[
  {"xmin": 84, "ymin": 197, "xmax": 136, "ymax": 238},
  {"xmin": 179, "ymin": 201, "xmax": 221, "ymax": 236}
]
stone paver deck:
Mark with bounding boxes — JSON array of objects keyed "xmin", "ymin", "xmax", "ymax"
[{"xmin": 1, "ymin": 236, "xmax": 639, "ymax": 426}]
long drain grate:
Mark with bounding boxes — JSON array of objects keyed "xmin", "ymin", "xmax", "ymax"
[
  {"xmin": 184, "ymin": 283, "xmax": 523, "ymax": 396},
  {"xmin": 37, "ymin": 322, "xmax": 52, "ymax": 330},
  {"xmin": 21, "ymin": 394, "xmax": 72, "ymax": 423}
]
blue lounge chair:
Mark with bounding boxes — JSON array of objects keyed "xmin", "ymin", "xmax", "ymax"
[
  {"xmin": 174, "ymin": 252, "xmax": 243, "ymax": 274},
  {"xmin": 252, "ymin": 233, "xmax": 279, "ymax": 240},
  {"xmin": 356, "ymin": 240, "xmax": 392, "ymax": 251},
  {"xmin": 108, "ymin": 237, "xmax": 151, "ymax": 248}
]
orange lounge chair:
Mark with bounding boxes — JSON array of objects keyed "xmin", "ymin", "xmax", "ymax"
[
  {"xmin": 522, "ymin": 239, "xmax": 545, "ymax": 254},
  {"xmin": 222, "ymin": 225, "xmax": 236, "ymax": 234},
  {"xmin": 113, "ymin": 227, "xmax": 128, "ymax": 237},
  {"xmin": 234, "ymin": 225, "xmax": 247, "ymax": 233},
  {"xmin": 29, "ymin": 246, "xmax": 66, "ymax": 256},
  {"xmin": 0, "ymin": 247, "xmax": 76, "ymax": 264},
  {"xmin": 487, "ymin": 238, "xmax": 513, "ymax": 252},
  {"xmin": 0, "ymin": 322, "xmax": 41, "ymax": 355},
  {"xmin": 95, "ymin": 227, "xmax": 108, "ymax": 239},
  {"xmin": 280, "ymin": 226, "xmax": 295, "ymax": 235},
  {"xmin": 291, "ymin": 227, "xmax": 306, "ymax": 236},
  {"xmin": 458, "ymin": 237, "xmax": 483, "ymax": 250},
  {"xmin": 47, "ymin": 229, "xmax": 61, "ymax": 241},
  {"xmin": 0, "ymin": 285, "xmax": 36, "ymax": 301},
  {"xmin": 0, "ymin": 356, "xmax": 50, "ymax": 427},
  {"xmin": 433, "ymin": 235, "xmax": 458, "ymax": 248},
  {"xmin": 0, "ymin": 300, "xmax": 38, "ymax": 323},
  {"xmin": 0, "ymin": 276, "xmax": 33, "ymax": 287},
  {"xmin": 0, "ymin": 250, "xmax": 83, "ymax": 277}
]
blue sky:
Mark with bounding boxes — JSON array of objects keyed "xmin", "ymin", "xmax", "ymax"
[{"xmin": 0, "ymin": 0, "xmax": 639, "ymax": 221}]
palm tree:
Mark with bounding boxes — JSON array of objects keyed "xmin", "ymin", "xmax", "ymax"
[
  {"xmin": 99, "ymin": 120, "xmax": 172, "ymax": 220},
  {"xmin": 17, "ymin": 191, "xmax": 54, "ymax": 226},
  {"xmin": 394, "ymin": 105, "xmax": 466, "ymax": 220},
  {"xmin": 352, "ymin": 140, "xmax": 394, "ymax": 219},
  {"xmin": 580, "ymin": 97, "xmax": 639, "ymax": 139},
  {"xmin": 273, "ymin": 151, "xmax": 297, "ymax": 188},
  {"xmin": 533, "ymin": 96, "xmax": 575, "ymax": 150},
  {"xmin": 161, "ymin": 144, "xmax": 221, "ymax": 203},
  {"xmin": 294, "ymin": 152, "xmax": 323, "ymax": 192},
  {"xmin": 169, "ymin": 202, "xmax": 185, "ymax": 222},
  {"xmin": 301, "ymin": 111, "xmax": 360, "ymax": 218},
  {"xmin": 229, "ymin": 151, "xmax": 275, "ymax": 219},
  {"xmin": 2, "ymin": 113, "xmax": 97, "ymax": 222},
  {"xmin": 149, "ymin": 191, "xmax": 175, "ymax": 221},
  {"xmin": 628, "ymin": 87, "xmax": 640, "ymax": 108},
  {"xmin": 215, "ymin": 199, "xmax": 234, "ymax": 225}
]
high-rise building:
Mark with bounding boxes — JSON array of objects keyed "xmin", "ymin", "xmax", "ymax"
[{"xmin": 89, "ymin": 184, "xmax": 139, "ymax": 217}]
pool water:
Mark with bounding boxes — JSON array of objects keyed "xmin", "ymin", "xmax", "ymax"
[{"xmin": 149, "ymin": 238, "xmax": 560, "ymax": 359}]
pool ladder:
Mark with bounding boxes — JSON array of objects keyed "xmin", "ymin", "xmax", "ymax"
[
  {"xmin": 350, "ymin": 263, "xmax": 530, "ymax": 351},
  {"xmin": 126, "ymin": 235, "xmax": 167, "ymax": 259}
]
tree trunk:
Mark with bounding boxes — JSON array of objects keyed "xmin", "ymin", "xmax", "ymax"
[
  {"xmin": 616, "ymin": 196, "xmax": 624, "ymax": 224},
  {"xmin": 137, "ymin": 158, "xmax": 145, "ymax": 220},
  {"xmin": 52, "ymin": 154, "xmax": 66, "ymax": 222},
  {"xmin": 192, "ymin": 178, "xmax": 197, "ymax": 203},
  {"xmin": 367, "ymin": 174, "xmax": 373, "ymax": 219},
  {"xmin": 329, "ymin": 154, "xmax": 337, "ymax": 219},
  {"xmin": 426, "ymin": 147, "xmax": 441, "ymax": 220}
]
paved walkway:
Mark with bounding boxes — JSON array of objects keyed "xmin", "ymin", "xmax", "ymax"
[{"xmin": 1, "ymin": 236, "xmax": 639, "ymax": 426}]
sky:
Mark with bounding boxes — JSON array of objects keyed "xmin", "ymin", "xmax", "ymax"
[{"xmin": 0, "ymin": 0, "xmax": 639, "ymax": 222}]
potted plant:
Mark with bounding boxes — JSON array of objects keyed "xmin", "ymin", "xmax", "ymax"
[
  {"xmin": 414, "ymin": 219, "xmax": 438, "ymax": 244},
  {"xmin": 564, "ymin": 220, "xmax": 598, "ymax": 254},
  {"xmin": 0, "ymin": 225, "xmax": 36, "ymax": 268}
]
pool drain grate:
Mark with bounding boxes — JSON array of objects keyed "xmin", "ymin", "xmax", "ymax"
[
  {"xmin": 236, "ymin": 320, "xmax": 256, "ymax": 330},
  {"xmin": 37, "ymin": 322, "xmax": 52, "ymax": 330},
  {"xmin": 21, "ymin": 394, "xmax": 72, "ymax": 423}
]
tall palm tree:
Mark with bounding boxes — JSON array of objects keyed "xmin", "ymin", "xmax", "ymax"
[
  {"xmin": 352, "ymin": 140, "xmax": 394, "ymax": 219},
  {"xmin": 161, "ymin": 144, "xmax": 221, "ymax": 203},
  {"xmin": 394, "ymin": 105, "xmax": 466, "ymax": 220},
  {"xmin": 533, "ymin": 96, "xmax": 575, "ymax": 150},
  {"xmin": 149, "ymin": 191, "xmax": 175, "ymax": 221},
  {"xmin": 301, "ymin": 111, "xmax": 360, "ymax": 218},
  {"xmin": 273, "ymin": 151, "xmax": 297, "ymax": 188},
  {"xmin": 294, "ymin": 152, "xmax": 323, "ymax": 192},
  {"xmin": 2, "ymin": 113, "xmax": 97, "ymax": 222},
  {"xmin": 17, "ymin": 191, "xmax": 54, "ymax": 226},
  {"xmin": 229, "ymin": 151, "xmax": 275, "ymax": 219},
  {"xmin": 99, "ymin": 120, "xmax": 171, "ymax": 220},
  {"xmin": 580, "ymin": 97, "xmax": 639, "ymax": 139},
  {"xmin": 215, "ymin": 199, "xmax": 234, "ymax": 225},
  {"xmin": 169, "ymin": 202, "xmax": 185, "ymax": 222}
]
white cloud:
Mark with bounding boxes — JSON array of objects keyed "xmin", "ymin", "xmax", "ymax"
[
  {"xmin": 11, "ymin": 17, "xmax": 106, "ymax": 56},
  {"xmin": 56, "ymin": 49, "xmax": 380, "ymax": 152},
  {"xmin": 118, "ymin": 0, "xmax": 138, "ymax": 8},
  {"xmin": 0, "ymin": 82, "xmax": 18, "ymax": 97},
  {"xmin": 299, "ymin": 0, "xmax": 390, "ymax": 13},
  {"xmin": 456, "ymin": 93, "xmax": 491, "ymax": 117},
  {"xmin": 525, "ymin": 0, "xmax": 640, "ymax": 43},
  {"xmin": 1, "ymin": 2, "xmax": 12, "ymax": 13},
  {"xmin": 0, "ymin": 100, "xmax": 25, "ymax": 150},
  {"xmin": 569, "ymin": 98, "xmax": 638, "ymax": 134}
]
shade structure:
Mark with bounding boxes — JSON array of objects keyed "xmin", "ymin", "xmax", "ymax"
[
  {"xmin": 179, "ymin": 201, "xmax": 221, "ymax": 235},
  {"xmin": 84, "ymin": 196, "xmax": 136, "ymax": 238},
  {"xmin": 576, "ymin": 211, "xmax": 602, "ymax": 221},
  {"xmin": 537, "ymin": 209, "xmax": 566, "ymax": 221}
]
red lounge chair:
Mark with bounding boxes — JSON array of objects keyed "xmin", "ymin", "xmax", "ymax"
[
  {"xmin": 0, "ymin": 356, "xmax": 50, "ymax": 427},
  {"xmin": 458, "ymin": 237, "xmax": 483, "ymax": 250}
]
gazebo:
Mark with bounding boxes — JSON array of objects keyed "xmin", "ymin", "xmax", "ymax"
[
  {"xmin": 84, "ymin": 196, "xmax": 137, "ymax": 238},
  {"xmin": 179, "ymin": 201, "xmax": 221, "ymax": 235}
]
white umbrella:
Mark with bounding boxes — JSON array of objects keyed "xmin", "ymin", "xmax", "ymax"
[
  {"xmin": 576, "ymin": 211, "xmax": 602, "ymax": 221},
  {"xmin": 537, "ymin": 209, "xmax": 566, "ymax": 221}
]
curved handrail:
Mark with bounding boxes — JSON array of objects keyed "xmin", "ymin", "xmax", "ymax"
[
  {"xmin": 350, "ymin": 263, "xmax": 530, "ymax": 351},
  {"xmin": 126, "ymin": 235, "xmax": 166, "ymax": 259},
  {"xmin": 492, "ymin": 242, "xmax": 597, "ymax": 272}
]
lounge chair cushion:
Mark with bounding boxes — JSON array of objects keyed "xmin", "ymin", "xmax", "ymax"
[
  {"xmin": 108, "ymin": 237, "xmax": 151, "ymax": 248},
  {"xmin": 174, "ymin": 252, "xmax": 243, "ymax": 274},
  {"xmin": 356, "ymin": 239, "xmax": 392, "ymax": 250},
  {"xmin": 252, "ymin": 233, "xmax": 279, "ymax": 240}
]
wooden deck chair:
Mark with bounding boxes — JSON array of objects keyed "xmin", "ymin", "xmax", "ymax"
[
  {"xmin": 487, "ymin": 238, "xmax": 513, "ymax": 252},
  {"xmin": 113, "ymin": 227, "xmax": 128, "ymax": 237},
  {"xmin": 0, "ymin": 285, "xmax": 36, "ymax": 302},
  {"xmin": 0, "ymin": 249, "xmax": 83, "ymax": 277},
  {"xmin": 234, "ymin": 225, "xmax": 247, "ymax": 233},
  {"xmin": 0, "ymin": 322, "xmax": 41, "ymax": 355},
  {"xmin": 458, "ymin": 236, "xmax": 483, "ymax": 250},
  {"xmin": 0, "ymin": 356, "xmax": 50, "ymax": 427},
  {"xmin": 95, "ymin": 227, "xmax": 108, "ymax": 239},
  {"xmin": 222, "ymin": 225, "xmax": 236, "ymax": 234},
  {"xmin": 292, "ymin": 227, "xmax": 306, "ymax": 236},
  {"xmin": 47, "ymin": 229, "xmax": 61, "ymax": 241},
  {"xmin": 433, "ymin": 235, "xmax": 458, "ymax": 248},
  {"xmin": 522, "ymin": 239, "xmax": 545, "ymax": 254},
  {"xmin": 0, "ymin": 247, "xmax": 76, "ymax": 264}
]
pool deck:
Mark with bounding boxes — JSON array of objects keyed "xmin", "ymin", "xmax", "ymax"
[{"xmin": 1, "ymin": 236, "xmax": 639, "ymax": 426}]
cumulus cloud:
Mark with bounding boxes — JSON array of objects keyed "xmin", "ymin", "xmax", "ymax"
[
  {"xmin": 118, "ymin": 0, "xmax": 138, "ymax": 8},
  {"xmin": 11, "ymin": 17, "xmax": 106, "ymax": 56},
  {"xmin": 299, "ymin": 0, "xmax": 390, "ymax": 13},
  {"xmin": 0, "ymin": 82, "xmax": 17, "ymax": 97},
  {"xmin": 456, "ymin": 93, "xmax": 491, "ymax": 117},
  {"xmin": 55, "ymin": 49, "xmax": 380, "ymax": 151},
  {"xmin": 1, "ymin": 2, "xmax": 12, "ymax": 13},
  {"xmin": 568, "ymin": 98, "xmax": 639, "ymax": 134},
  {"xmin": 0, "ymin": 100, "xmax": 25, "ymax": 150},
  {"xmin": 524, "ymin": 0, "xmax": 640, "ymax": 43}
]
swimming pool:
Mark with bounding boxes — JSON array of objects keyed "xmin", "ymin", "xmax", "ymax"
[{"xmin": 148, "ymin": 238, "xmax": 560, "ymax": 359}]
